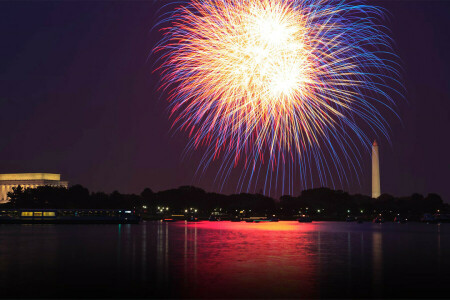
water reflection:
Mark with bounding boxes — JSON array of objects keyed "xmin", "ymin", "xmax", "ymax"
[
  {"xmin": 175, "ymin": 221, "xmax": 320, "ymax": 298},
  {"xmin": 437, "ymin": 223, "xmax": 441, "ymax": 268},
  {"xmin": 156, "ymin": 222, "xmax": 169, "ymax": 287},
  {"xmin": 0, "ymin": 221, "xmax": 449, "ymax": 298},
  {"xmin": 347, "ymin": 232, "xmax": 352, "ymax": 293},
  {"xmin": 372, "ymin": 231, "xmax": 383, "ymax": 297}
]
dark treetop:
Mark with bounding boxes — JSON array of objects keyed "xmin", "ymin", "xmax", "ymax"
[{"xmin": 2, "ymin": 185, "xmax": 446, "ymax": 221}]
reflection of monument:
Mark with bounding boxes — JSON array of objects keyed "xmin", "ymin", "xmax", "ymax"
[
  {"xmin": 0, "ymin": 173, "xmax": 68, "ymax": 203},
  {"xmin": 372, "ymin": 140, "xmax": 381, "ymax": 198}
]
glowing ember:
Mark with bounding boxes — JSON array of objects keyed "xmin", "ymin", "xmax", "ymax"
[{"xmin": 154, "ymin": 0, "xmax": 401, "ymax": 194}]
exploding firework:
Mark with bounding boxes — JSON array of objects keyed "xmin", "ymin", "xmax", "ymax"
[{"xmin": 154, "ymin": 0, "xmax": 401, "ymax": 194}]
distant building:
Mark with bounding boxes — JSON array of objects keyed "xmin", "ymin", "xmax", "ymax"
[
  {"xmin": 372, "ymin": 140, "xmax": 381, "ymax": 198},
  {"xmin": 0, "ymin": 173, "xmax": 68, "ymax": 203}
]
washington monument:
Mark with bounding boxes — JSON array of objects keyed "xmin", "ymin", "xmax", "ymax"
[{"xmin": 372, "ymin": 140, "xmax": 381, "ymax": 198}]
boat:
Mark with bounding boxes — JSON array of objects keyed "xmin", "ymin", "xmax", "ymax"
[
  {"xmin": 243, "ymin": 217, "xmax": 272, "ymax": 223},
  {"xmin": 373, "ymin": 216, "xmax": 384, "ymax": 223},
  {"xmin": 434, "ymin": 213, "xmax": 450, "ymax": 223},
  {"xmin": 394, "ymin": 215, "xmax": 407, "ymax": 223},
  {"xmin": 186, "ymin": 215, "xmax": 199, "ymax": 222},
  {"xmin": 298, "ymin": 215, "xmax": 312, "ymax": 223},
  {"xmin": 0, "ymin": 209, "xmax": 140, "ymax": 224},
  {"xmin": 346, "ymin": 216, "xmax": 356, "ymax": 222},
  {"xmin": 421, "ymin": 213, "xmax": 435, "ymax": 223},
  {"xmin": 253, "ymin": 219, "xmax": 271, "ymax": 223},
  {"xmin": 230, "ymin": 216, "xmax": 241, "ymax": 222},
  {"xmin": 162, "ymin": 218, "xmax": 177, "ymax": 222},
  {"xmin": 208, "ymin": 215, "xmax": 219, "ymax": 221}
]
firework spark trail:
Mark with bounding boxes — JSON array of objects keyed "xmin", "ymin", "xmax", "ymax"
[{"xmin": 154, "ymin": 0, "xmax": 402, "ymax": 195}]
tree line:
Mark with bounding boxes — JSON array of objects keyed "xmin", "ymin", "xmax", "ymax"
[{"xmin": 0, "ymin": 184, "xmax": 446, "ymax": 220}]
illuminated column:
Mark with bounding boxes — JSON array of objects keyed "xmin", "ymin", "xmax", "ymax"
[
  {"xmin": 5, "ymin": 186, "xmax": 9, "ymax": 201},
  {"xmin": 372, "ymin": 140, "xmax": 381, "ymax": 198}
]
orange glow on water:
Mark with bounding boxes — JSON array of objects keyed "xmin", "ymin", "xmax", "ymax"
[{"xmin": 183, "ymin": 220, "xmax": 316, "ymax": 231}]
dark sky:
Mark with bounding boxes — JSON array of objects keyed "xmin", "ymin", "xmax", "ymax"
[{"xmin": 0, "ymin": 1, "xmax": 448, "ymax": 200}]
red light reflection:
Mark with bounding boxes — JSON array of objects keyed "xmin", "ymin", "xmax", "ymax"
[{"xmin": 175, "ymin": 221, "xmax": 320, "ymax": 298}]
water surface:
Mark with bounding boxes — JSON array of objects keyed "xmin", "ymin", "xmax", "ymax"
[{"xmin": 0, "ymin": 221, "xmax": 448, "ymax": 298}]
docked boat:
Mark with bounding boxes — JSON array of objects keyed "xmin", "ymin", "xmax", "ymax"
[
  {"xmin": 253, "ymin": 219, "xmax": 271, "ymax": 223},
  {"xmin": 421, "ymin": 213, "xmax": 435, "ymax": 223},
  {"xmin": 162, "ymin": 218, "xmax": 177, "ymax": 222},
  {"xmin": 434, "ymin": 213, "xmax": 450, "ymax": 223},
  {"xmin": 298, "ymin": 215, "xmax": 312, "ymax": 223},
  {"xmin": 230, "ymin": 216, "xmax": 241, "ymax": 222},
  {"xmin": 243, "ymin": 216, "xmax": 274, "ymax": 223},
  {"xmin": 163, "ymin": 214, "xmax": 185, "ymax": 222},
  {"xmin": 421, "ymin": 213, "xmax": 450, "ymax": 224},
  {"xmin": 208, "ymin": 215, "xmax": 219, "ymax": 221},
  {"xmin": 373, "ymin": 216, "xmax": 384, "ymax": 223},
  {"xmin": 186, "ymin": 215, "xmax": 199, "ymax": 222},
  {"xmin": 394, "ymin": 215, "xmax": 407, "ymax": 223},
  {"xmin": 0, "ymin": 209, "xmax": 140, "ymax": 224}
]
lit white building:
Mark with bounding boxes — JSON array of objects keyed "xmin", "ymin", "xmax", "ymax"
[{"xmin": 0, "ymin": 173, "xmax": 68, "ymax": 203}]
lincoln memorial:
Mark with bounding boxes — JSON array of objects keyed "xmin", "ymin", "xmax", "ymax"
[{"xmin": 0, "ymin": 173, "xmax": 68, "ymax": 203}]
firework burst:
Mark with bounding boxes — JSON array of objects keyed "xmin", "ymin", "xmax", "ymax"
[{"xmin": 154, "ymin": 0, "xmax": 401, "ymax": 194}]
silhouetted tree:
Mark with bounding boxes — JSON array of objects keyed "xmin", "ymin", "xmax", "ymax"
[
  {"xmin": 0, "ymin": 184, "xmax": 446, "ymax": 219},
  {"xmin": 141, "ymin": 188, "xmax": 154, "ymax": 207},
  {"xmin": 8, "ymin": 185, "xmax": 24, "ymax": 207}
]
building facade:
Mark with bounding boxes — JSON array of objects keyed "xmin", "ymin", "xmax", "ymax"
[{"xmin": 0, "ymin": 173, "xmax": 68, "ymax": 203}]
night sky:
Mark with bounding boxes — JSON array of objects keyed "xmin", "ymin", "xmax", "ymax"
[{"xmin": 0, "ymin": 1, "xmax": 448, "ymax": 200}]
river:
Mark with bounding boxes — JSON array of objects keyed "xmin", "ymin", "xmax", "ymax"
[{"xmin": 0, "ymin": 221, "xmax": 448, "ymax": 298}]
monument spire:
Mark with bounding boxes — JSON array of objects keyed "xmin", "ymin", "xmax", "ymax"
[{"xmin": 372, "ymin": 140, "xmax": 381, "ymax": 198}]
